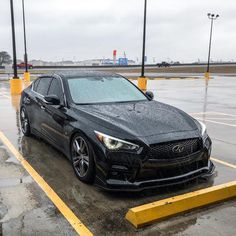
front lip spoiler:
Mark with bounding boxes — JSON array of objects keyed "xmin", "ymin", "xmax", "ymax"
[{"xmin": 95, "ymin": 161, "xmax": 215, "ymax": 192}]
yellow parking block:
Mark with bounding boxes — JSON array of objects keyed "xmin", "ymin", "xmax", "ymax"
[{"xmin": 126, "ymin": 181, "xmax": 236, "ymax": 228}]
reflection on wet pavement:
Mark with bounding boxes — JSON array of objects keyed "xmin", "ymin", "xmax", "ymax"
[
  {"xmin": 0, "ymin": 142, "xmax": 76, "ymax": 235},
  {"xmin": 0, "ymin": 77, "xmax": 236, "ymax": 235}
]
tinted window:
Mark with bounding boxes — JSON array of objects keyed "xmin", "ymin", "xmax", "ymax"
[
  {"xmin": 36, "ymin": 77, "xmax": 52, "ymax": 96},
  {"xmin": 68, "ymin": 76, "xmax": 147, "ymax": 104},
  {"xmin": 47, "ymin": 79, "xmax": 63, "ymax": 101}
]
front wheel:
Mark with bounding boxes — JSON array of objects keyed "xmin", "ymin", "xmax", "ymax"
[
  {"xmin": 20, "ymin": 107, "xmax": 31, "ymax": 136},
  {"xmin": 70, "ymin": 133, "xmax": 95, "ymax": 183}
]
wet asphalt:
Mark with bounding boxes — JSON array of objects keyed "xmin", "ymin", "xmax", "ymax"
[{"xmin": 0, "ymin": 75, "xmax": 236, "ymax": 235}]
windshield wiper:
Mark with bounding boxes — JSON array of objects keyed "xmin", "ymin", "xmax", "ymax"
[{"xmin": 75, "ymin": 103, "xmax": 94, "ymax": 105}]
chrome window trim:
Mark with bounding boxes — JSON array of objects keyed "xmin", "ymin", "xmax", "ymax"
[{"xmin": 53, "ymin": 74, "xmax": 67, "ymax": 106}]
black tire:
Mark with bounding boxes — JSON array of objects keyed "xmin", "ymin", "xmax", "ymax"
[
  {"xmin": 20, "ymin": 106, "xmax": 31, "ymax": 136},
  {"xmin": 70, "ymin": 133, "xmax": 95, "ymax": 183}
]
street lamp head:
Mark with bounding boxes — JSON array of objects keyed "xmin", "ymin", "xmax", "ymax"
[
  {"xmin": 206, "ymin": 12, "xmax": 219, "ymax": 74},
  {"xmin": 207, "ymin": 13, "xmax": 219, "ymax": 20}
]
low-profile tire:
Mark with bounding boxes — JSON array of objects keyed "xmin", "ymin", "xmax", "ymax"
[
  {"xmin": 20, "ymin": 106, "xmax": 31, "ymax": 136},
  {"xmin": 70, "ymin": 133, "xmax": 95, "ymax": 183}
]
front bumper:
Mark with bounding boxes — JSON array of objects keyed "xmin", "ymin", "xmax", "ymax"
[
  {"xmin": 94, "ymin": 138, "xmax": 215, "ymax": 191},
  {"xmin": 95, "ymin": 160, "xmax": 215, "ymax": 191}
]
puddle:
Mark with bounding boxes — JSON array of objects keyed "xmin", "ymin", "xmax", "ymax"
[
  {"xmin": 0, "ymin": 176, "xmax": 33, "ymax": 188},
  {"xmin": 5, "ymin": 156, "xmax": 20, "ymax": 165}
]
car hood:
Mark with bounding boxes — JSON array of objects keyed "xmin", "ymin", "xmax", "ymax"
[{"xmin": 74, "ymin": 101, "xmax": 199, "ymax": 138}]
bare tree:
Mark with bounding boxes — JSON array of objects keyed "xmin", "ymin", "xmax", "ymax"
[{"xmin": 0, "ymin": 51, "xmax": 12, "ymax": 65}]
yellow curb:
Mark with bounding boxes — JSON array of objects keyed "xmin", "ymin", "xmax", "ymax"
[
  {"xmin": 23, "ymin": 71, "xmax": 31, "ymax": 82},
  {"xmin": 125, "ymin": 181, "xmax": 236, "ymax": 228},
  {"xmin": 211, "ymin": 157, "xmax": 236, "ymax": 169},
  {"xmin": 10, "ymin": 78, "xmax": 23, "ymax": 95},
  {"xmin": 24, "ymin": 81, "xmax": 32, "ymax": 89},
  {"xmin": 205, "ymin": 72, "xmax": 210, "ymax": 79},
  {"xmin": 138, "ymin": 76, "xmax": 147, "ymax": 90}
]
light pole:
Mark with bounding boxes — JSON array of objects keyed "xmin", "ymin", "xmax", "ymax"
[
  {"xmin": 206, "ymin": 13, "xmax": 219, "ymax": 77},
  {"xmin": 141, "ymin": 0, "xmax": 147, "ymax": 77},
  {"xmin": 10, "ymin": 0, "xmax": 23, "ymax": 94},
  {"xmin": 138, "ymin": 0, "xmax": 148, "ymax": 90},
  {"xmin": 10, "ymin": 0, "xmax": 18, "ymax": 79},
  {"xmin": 22, "ymin": 0, "xmax": 30, "ymax": 81}
]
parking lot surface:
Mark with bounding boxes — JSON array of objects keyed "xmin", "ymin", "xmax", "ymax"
[{"xmin": 0, "ymin": 75, "xmax": 236, "ymax": 235}]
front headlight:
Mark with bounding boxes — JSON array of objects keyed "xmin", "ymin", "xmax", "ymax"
[
  {"xmin": 95, "ymin": 131, "xmax": 139, "ymax": 151},
  {"xmin": 198, "ymin": 121, "xmax": 207, "ymax": 137}
]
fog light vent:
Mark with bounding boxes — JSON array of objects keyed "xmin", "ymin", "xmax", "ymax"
[{"xmin": 111, "ymin": 165, "xmax": 128, "ymax": 171}]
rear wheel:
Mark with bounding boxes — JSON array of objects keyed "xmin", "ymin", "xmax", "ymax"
[
  {"xmin": 71, "ymin": 133, "xmax": 95, "ymax": 183},
  {"xmin": 20, "ymin": 107, "xmax": 31, "ymax": 136}
]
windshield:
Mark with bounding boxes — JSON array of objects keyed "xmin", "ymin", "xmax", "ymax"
[{"xmin": 67, "ymin": 76, "xmax": 147, "ymax": 104}]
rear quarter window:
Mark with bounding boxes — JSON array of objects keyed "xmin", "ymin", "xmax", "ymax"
[{"xmin": 33, "ymin": 78, "xmax": 40, "ymax": 91}]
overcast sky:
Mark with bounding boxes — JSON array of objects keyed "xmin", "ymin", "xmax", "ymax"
[{"xmin": 1, "ymin": 0, "xmax": 236, "ymax": 63}]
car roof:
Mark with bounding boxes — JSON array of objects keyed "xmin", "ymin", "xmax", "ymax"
[{"xmin": 39, "ymin": 70, "xmax": 121, "ymax": 80}]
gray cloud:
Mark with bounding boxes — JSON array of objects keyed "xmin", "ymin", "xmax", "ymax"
[{"xmin": 1, "ymin": 0, "xmax": 236, "ymax": 62}]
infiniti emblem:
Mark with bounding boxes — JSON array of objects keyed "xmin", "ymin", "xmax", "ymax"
[{"xmin": 172, "ymin": 144, "xmax": 185, "ymax": 153}]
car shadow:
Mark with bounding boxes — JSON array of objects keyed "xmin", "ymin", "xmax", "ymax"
[{"xmin": 20, "ymin": 135, "xmax": 215, "ymax": 203}]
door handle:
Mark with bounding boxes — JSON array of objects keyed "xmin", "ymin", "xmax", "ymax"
[
  {"xmin": 24, "ymin": 97, "xmax": 31, "ymax": 104},
  {"xmin": 40, "ymin": 105, "xmax": 45, "ymax": 110}
]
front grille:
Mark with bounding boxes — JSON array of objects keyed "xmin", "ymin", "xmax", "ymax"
[{"xmin": 148, "ymin": 138, "xmax": 201, "ymax": 160}]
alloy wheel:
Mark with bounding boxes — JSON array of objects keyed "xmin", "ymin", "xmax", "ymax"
[
  {"xmin": 20, "ymin": 108, "xmax": 29, "ymax": 134},
  {"xmin": 72, "ymin": 137, "xmax": 90, "ymax": 177}
]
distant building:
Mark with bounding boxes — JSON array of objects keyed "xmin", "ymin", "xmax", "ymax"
[{"xmin": 26, "ymin": 58, "xmax": 136, "ymax": 66}]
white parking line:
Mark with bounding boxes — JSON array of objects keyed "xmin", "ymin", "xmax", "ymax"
[
  {"xmin": 190, "ymin": 112, "xmax": 209, "ymax": 115},
  {"xmin": 209, "ymin": 112, "xmax": 236, "ymax": 117},
  {"xmin": 0, "ymin": 88, "xmax": 7, "ymax": 91},
  {"xmin": 211, "ymin": 157, "xmax": 236, "ymax": 169},
  {"xmin": 0, "ymin": 94, "xmax": 10, "ymax": 99},
  {"xmin": 194, "ymin": 117, "xmax": 236, "ymax": 121},
  {"xmin": 190, "ymin": 112, "xmax": 236, "ymax": 117},
  {"xmin": 196, "ymin": 118, "xmax": 236, "ymax": 128}
]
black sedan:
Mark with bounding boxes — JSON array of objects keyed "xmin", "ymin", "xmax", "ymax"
[{"xmin": 20, "ymin": 71, "xmax": 215, "ymax": 191}]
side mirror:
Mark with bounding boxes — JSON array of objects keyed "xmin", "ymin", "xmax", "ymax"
[
  {"xmin": 44, "ymin": 95, "xmax": 61, "ymax": 105},
  {"xmin": 145, "ymin": 91, "xmax": 154, "ymax": 100}
]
